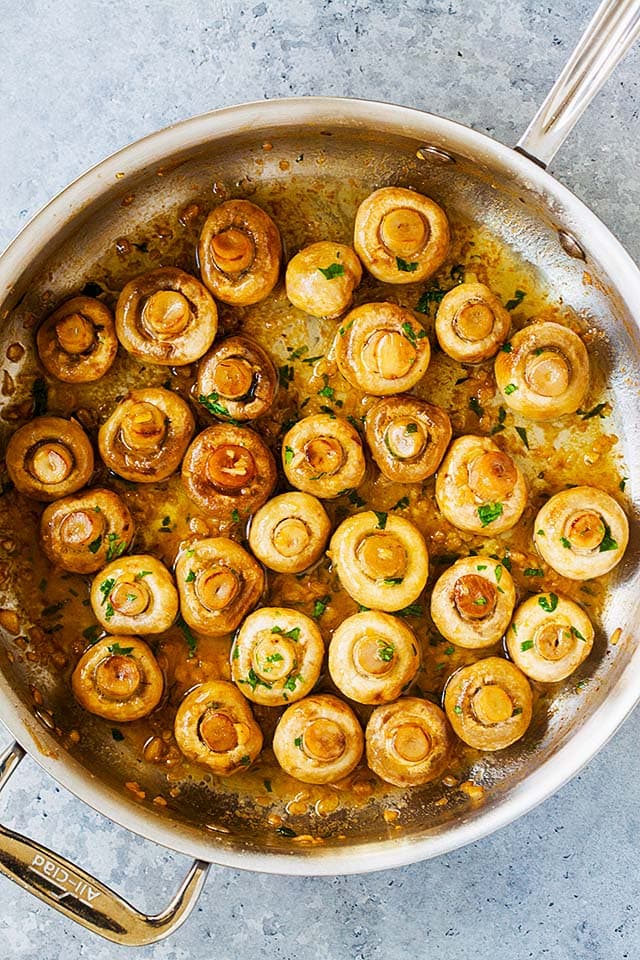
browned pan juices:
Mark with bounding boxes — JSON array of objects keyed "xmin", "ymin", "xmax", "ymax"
[{"xmin": 0, "ymin": 168, "xmax": 627, "ymax": 841}]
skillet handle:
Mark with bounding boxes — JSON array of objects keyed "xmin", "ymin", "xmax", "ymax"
[
  {"xmin": 516, "ymin": 0, "xmax": 640, "ymax": 167},
  {"xmin": 0, "ymin": 741, "xmax": 209, "ymax": 945}
]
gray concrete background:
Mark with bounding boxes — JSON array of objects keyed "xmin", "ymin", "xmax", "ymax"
[{"xmin": 0, "ymin": 1, "xmax": 639, "ymax": 957}]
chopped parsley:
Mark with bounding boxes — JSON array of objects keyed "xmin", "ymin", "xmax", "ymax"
[
  {"xmin": 396, "ymin": 604, "xmax": 423, "ymax": 618},
  {"xmin": 453, "ymin": 705, "xmax": 463, "ymax": 715},
  {"xmin": 477, "ymin": 502, "xmax": 504, "ymax": 527},
  {"xmin": 505, "ymin": 289, "xmax": 526, "ymax": 311},
  {"xmin": 283, "ymin": 674, "xmax": 303, "ymax": 692},
  {"xmin": 240, "ymin": 668, "xmax": 272, "ymax": 692},
  {"xmin": 263, "ymin": 778, "xmax": 273, "ymax": 793},
  {"xmin": 294, "ymin": 736, "xmax": 303, "ymax": 748},
  {"xmin": 177, "ymin": 615, "xmax": 197, "ymax": 658},
  {"xmin": 239, "ymin": 755, "xmax": 251, "ymax": 766},
  {"xmin": 396, "ymin": 257, "xmax": 418, "ymax": 273},
  {"xmin": 473, "ymin": 596, "xmax": 488, "ymax": 606},
  {"xmin": 185, "ymin": 569, "xmax": 196, "ymax": 583},
  {"xmin": 271, "ymin": 625, "xmax": 301, "ymax": 641},
  {"xmin": 317, "ymin": 262, "xmax": 345, "ymax": 280},
  {"xmin": 111, "ymin": 729, "xmax": 125, "ymax": 742},
  {"xmin": 99, "ymin": 577, "xmax": 115, "ymax": 603},
  {"xmin": 302, "ymin": 354, "xmax": 323, "ymax": 365},
  {"xmin": 444, "ymin": 645, "xmax": 455, "ymax": 655},
  {"xmin": 348, "ymin": 490, "xmax": 366, "ymax": 507},
  {"xmin": 374, "ymin": 510, "xmax": 388, "ymax": 530},
  {"xmin": 284, "ymin": 445, "xmax": 294, "ymax": 465},
  {"xmin": 198, "ymin": 392, "xmax": 237, "ymax": 420},
  {"xmin": 107, "ymin": 641, "xmax": 134, "ymax": 656},
  {"xmin": 312, "ymin": 595, "xmax": 331, "ymax": 619},
  {"xmin": 469, "ymin": 396, "xmax": 484, "ymax": 418},
  {"xmin": 231, "ymin": 508, "xmax": 240, "ymax": 523},
  {"xmin": 599, "ymin": 521, "xmax": 618, "ymax": 553},
  {"xmin": 392, "ymin": 496, "xmax": 410, "ymax": 510},
  {"xmin": 279, "ymin": 364, "xmax": 294, "ymax": 389},
  {"xmin": 503, "ymin": 383, "xmax": 518, "ymax": 396},
  {"xmin": 579, "ymin": 402, "xmax": 607, "ymax": 420},
  {"xmin": 378, "ymin": 641, "xmax": 395, "ymax": 662},
  {"xmin": 82, "ymin": 624, "xmax": 100, "ymax": 644},
  {"xmin": 512, "ymin": 706, "xmax": 523, "ymax": 716},
  {"xmin": 560, "ymin": 536, "xmax": 572, "ymax": 549},
  {"xmin": 524, "ymin": 568, "xmax": 544, "ymax": 577},
  {"xmin": 276, "ymin": 826, "xmax": 297, "ymax": 838},
  {"xmin": 406, "ymin": 422, "xmax": 418, "ymax": 434},
  {"xmin": 416, "ymin": 288, "xmax": 447, "ymax": 313},
  {"xmin": 105, "ymin": 532, "xmax": 127, "ymax": 562},
  {"xmin": 88, "ymin": 536, "xmax": 102, "ymax": 554},
  {"xmin": 620, "ymin": 477, "xmax": 627, "ymax": 492},
  {"xmin": 135, "ymin": 570, "xmax": 152, "ymax": 580},
  {"xmin": 265, "ymin": 652, "xmax": 284, "ymax": 664},
  {"xmin": 538, "ymin": 593, "xmax": 559, "ymax": 613},
  {"xmin": 317, "ymin": 375, "xmax": 335, "ymax": 400},
  {"xmin": 515, "ymin": 426, "xmax": 529, "ymax": 449},
  {"xmin": 501, "ymin": 342, "xmax": 512, "ymax": 353},
  {"xmin": 400, "ymin": 321, "xmax": 427, "ymax": 344},
  {"xmin": 383, "ymin": 577, "xmax": 403, "ymax": 585},
  {"xmin": 520, "ymin": 639, "xmax": 534, "ymax": 652},
  {"xmin": 571, "ymin": 626, "xmax": 587, "ymax": 641}
]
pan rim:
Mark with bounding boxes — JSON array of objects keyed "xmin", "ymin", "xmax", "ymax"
[{"xmin": 1, "ymin": 95, "xmax": 640, "ymax": 875}]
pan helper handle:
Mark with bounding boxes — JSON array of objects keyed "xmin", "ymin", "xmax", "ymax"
[
  {"xmin": 0, "ymin": 741, "xmax": 209, "ymax": 945},
  {"xmin": 517, "ymin": 0, "xmax": 640, "ymax": 167}
]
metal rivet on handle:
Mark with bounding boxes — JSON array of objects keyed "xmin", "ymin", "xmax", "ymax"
[
  {"xmin": 558, "ymin": 229, "xmax": 586, "ymax": 261},
  {"xmin": 416, "ymin": 145, "xmax": 456, "ymax": 164}
]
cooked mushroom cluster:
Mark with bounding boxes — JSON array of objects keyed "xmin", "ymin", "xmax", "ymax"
[{"xmin": 11, "ymin": 183, "xmax": 627, "ymax": 819}]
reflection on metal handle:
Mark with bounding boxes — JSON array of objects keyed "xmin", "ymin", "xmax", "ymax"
[
  {"xmin": 517, "ymin": 0, "xmax": 640, "ymax": 167},
  {"xmin": 0, "ymin": 742, "xmax": 209, "ymax": 945}
]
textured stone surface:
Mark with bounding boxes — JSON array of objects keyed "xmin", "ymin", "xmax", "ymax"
[{"xmin": 0, "ymin": 0, "xmax": 639, "ymax": 957}]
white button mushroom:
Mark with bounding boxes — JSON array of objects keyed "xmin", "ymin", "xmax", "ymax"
[
  {"xmin": 6, "ymin": 416, "xmax": 94, "ymax": 502},
  {"xmin": 435, "ymin": 435, "xmax": 527, "ymax": 535},
  {"xmin": 353, "ymin": 186, "xmax": 450, "ymax": 284},
  {"xmin": 506, "ymin": 592, "xmax": 594, "ymax": 682},
  {"xmin": 40, "ymin": 487, "xmax": 134, "ymax": 575},
  {"xmin": 328, "ymin": 611, "xmax": 420, "ymax": 704},
  {"xmin": 435, "ymin": 282, "xmax": 511, "ymax": 363},
  {"xmin": 90, "ymin": 555, "xmax": 178, "ymax": 635},
  {"xmin": 494, "ymin": 321, "xmax": 589, "ymax": 420},
  {"xmin": 72, "ymin": 635, "xmax": 164, "ymax": 722},
  {"xmin": 37, "ymin": 296, "xmax": 118, "ymax": 383},
  {"xmin": 272, "ymin": 694, "xmax": 364, "ymax": 784},
  {"xmin": 533, "ymin": 485, "xmax": 628, "ymax": 580},
  {"xmin": 364, "ymin": 394, "xmax": 452, "ymax": 483},
  {"xmin": 248, "ymin": 492, "xmax": 331, "ymax": 573},
  {"xmin": 366, "ymin": 697, "xmax": 454, "ymax": 787},
  {"xmin": 196, "ymin": 335, "xmax": 278, "ymax": 422},
  {"xmin": 285, "ymin": 241, "xmax": 362, "ymax": 318},
  {"xmin": 430, "ymin": 556, "xmax": 516, "ymax": 649},
  {"xmin": 444, "ymin": 657, "xmax": 533, "ymax": 750},
  {"xmin": 328, "ymin": 511, "xmax": 429, "ymax": 612},
  {"xmin": 282, "ymin": 413, "xmax": 366, "ymax": 500}
]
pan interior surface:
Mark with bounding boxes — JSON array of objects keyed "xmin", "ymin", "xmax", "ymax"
[{"xmin": 0, "ymin": 104, "xmax": 639, "ymax": 872}]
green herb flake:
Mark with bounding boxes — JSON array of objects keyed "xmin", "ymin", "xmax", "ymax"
[
  {"xmin": 473, "ymin": 596, "xmax": 488, "ymax": 606},
  {"xmin": 599, "ymin": 521, "xmax": 618, "ymax": 553},
  {"xmin": 505, "ymin": 289, "xmax": 526, "ymax": 311},
  {"xmin": 396, "ymin": 604, "xmax": 423, "ymax": 618},
  {"xmin": 198, "ymin": 392, "xmax": 236, "ymax": 420},
  {"xmin": 284, "ymin": 445, "xmax": 294, "ymax": 465},
  {"xmin": 279, "ymin": 364, "xmax": 294, "ymax": 389},
  {"xmin": 469, "ymin": 396, "xmax": 484, "ymax": 418},
  {"xmin": 265, "ymin": 652, "xmax": 284, "ymax": 664},
  {"xmin": 317, "ymin": 262, "xmax": 345, "ymax": 280},
  {"xmin": 231, "ymin": 508, "xmax": 240, "ymax": 524},
  {"xmin": 374, "ymin": 510, "xmax": 388, "ymax": 530},
  {"xmin": 501, "ymin": 342, "xmax": 512, "ymax": 353},
  {"xmin": 571, "ymin": 626, "xmax": 587, "ymax": 641},
  {"xmin": 289, "ymin": 345, "xmax": 308, "ymax": 360},
  {"xmin": 392, "ymin": 496, "xmax": 409, "ymax": 510},
  {"xmin": 99, "ymin": 577, "xmax": 115, "ymax": 603},
  {"xmin": 537, "ymin": 528, "xmax": 545, "ymax": 537},
  {"xmin": 107, "ymin": 641, "xmax": 134, "ymax": 656},
  {"xmin": 294, "ymin": 736, "xmax": 303, "ymax": 748},
  {"xmin": 503, "ymin": 383, "xmax": 518, "ymax": 396},
  {"xmin": 477, "ymin": 502, "xmax": 504, "ymax": 527},
  {"xmin": 312, "ymin": 595, "xmax": 331, "ymax": 619},
  {"xmin": 453, "ymin": 705, "xmax": 463, "ymax": 715},
  {"xmin": 348, "ymin": 490, "xmax": 366, "ymax": 508},
  {"xmin": 111, "ymin": 728, "xmax": 125, "ymax": 742},
  {"xmin": 495, "ymin": 565, "xmax": 503, "ymax": 583},
  {"xmin": 302, "ymin": 354, "xmax": 323, "ymax": 365},
  {"xmin": 396, "ymin": 257, "xmax": 418, "ymax": 273},
  {"xmin": 88, "ymin": 536, "xmax": 103, "ymax": 554},
  {"xmin": 512, "ymin": 706, "xmax": 523, "ymax": 716},
  {"xmin": 383, "ymin": 577, "xmax": 403, "ymax": 586},
  {"xmin": 580, "ymin": 402, "xmax": 608, "ymax": 421},
  {"xmin": 511, "ymin": 622, "xmax": 518, "ymax": 635},
  {"xmin": 185, "ymin": 569, "xmax": 196, "ymax": 583},
  {"xmin": 271, "ymin": 625, "xmax": 301, "ymax": 641},
  {"xmin": 538, "ymin": 593, "xmax": 559, "ymax": 613},
  {"xmin": 338, "ymin": 318, "xmax": 355, "ymax": 337},
  {"xmin": 283, "ymin": 674, "xmax": 303, "ymax": 693},
  {"xmin": 263, "ymin": 778, "xmax": 273, "ymax": 793},
  {"xmin": 177, "ymin": 615, "xmax": 197, "ymax": 658},
  {"xmin": 239, "ymin": 668, "xmax": 272, "ymax": 692},
  {"xmin": 560, "ymin": 536, "xmax": 572, "ymax": 549},
  {"xmin": 82, "ymin": 624, "xmax": 100, "ymax": 644},
  {"xmin": 444, "ymin": 645, "xmax": 455, "ymax": 656},
  {"xmin": 515, "ymin": 426, "xmax": 529, "ymax": 449},
  {"xmin": 105, "ymin": 533, "xmax": 127, "ymax": 562},
  {"xmin": 406, "ymin": 422, "xmax": 418, "ymax": 434},
  {"xmin": 161, "ymin": 515, "xmax": 171, "ymax": 528},
  {"xmin": 135, "ymin": 570, "xmax": 152, "ymax": 580},
  {"xmin": 238, "ymin": 755, "xmax": 251, "ymax": 767},
  {"xmin": 476, "ymin": 564, "xmax": 487, "ymax": 571},
  {"xmin": 524, "ymin": 568, "xmax": 544, "ymax": 577},
  {"xmin": 520, "ymin": 639, "xmax": 534, "ymax": 652},
  {"xmin": 416, "ymin": 288, "xmax": 446, "ymax": 313},
  {"xmin": 378, "ymin": 642, "xmax": 395, "ymax": 662},
  {"xmin": 276, "ymin": 826, "xmax": 297, "ymax": 838},
  {"xmin": 620, "ymin": 477, "xmax": 627, "ymax": 492}
]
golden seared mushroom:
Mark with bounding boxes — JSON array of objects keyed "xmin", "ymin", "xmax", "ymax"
[
  {"xmin": 91, "ymin": 555, "xmax": 178, "ymax": 635},
  {"xmin": 231, "ymin": 607, "xmax": 324, "ymax": 706},
  {"xmin": 175, "ymin": 538, "xmax": 264, "ymax": 636},
  {"xmin": 435, "ymin": 435, "xmax": 527, "ymax": 535},
  {"xmin": 6, "ymin": 416, "xmax": 94, "ymax": 502},
  {"xmin": 174, "ymin": 680, "xmax": 263, "ymax": 776},
  {"xmin": 506, "ymin": 593, "xmax": 594, "ymax": 683},
  {"xmin": 282, "ymin": 413, "xmax": 365, "ymax": 500},
  {"xmin": 353, "ymin": 186, "xmax": 450, "ymax": 284},
  {"xmin": 182, "ymin": 423, "xmax": 277, "ymax": 517},
  {"xmin": 328, "ymin": 611, "xmax": 420, "ymax": 704},
  {"xmin": 533, "ymin": 486, "xmax": 629, "ymax": 580},
  {"xmin": 329, "ymin": 511, "xmax": 429, "ymax": 612},
  {"xmin": 494, "ymin": 321, "xmax": 589, "ymax": 420},
  {"xmin": 285, "ymin": 241, "xmax": 362, "ymax": 318},
  {"xmin": 366, "ymin": 698, "xmax": 454, "ymax": 787},
  {"xmin": 335, "ymin": 302, "xmax": 431, "ymax": 396},
  {"xmin": 365, "ymin": 395, "xmax": 452, "ymax": 483},
  {"xmin": 444, "ymin": 656, "xmax": 533, "ymax": 751},
  {"xmin": 435, "ymin": 282, "xmax": 511, "ymax": 363},
  {"xmin": 115, "ymin": 266, "xmax": 218, "ymax": 365},
  {"xmin": 37, "ymin": 296, "xmax": 118, "ymax": 383},
  {"xmin": 248, "ymin": 492, "xmax": 331, "ymax": 573},
  {"xmin": 72, "ymin": 635, "xmax": 164, "ymax": 722},
  {"xmin": 196, "ymin": 335, "xmax": 277, "ymax": 422},
  {"xmin": 99, "ymin": 387, "xmax": 195, "ymax": 483},
  {"xmin": 198, "ymin": 199, "xmax": 282, "ymax": 306},
  {"xmin": 41, "ymin": 487, "xmax": 134, "ymax": 574},
  {"xmin": 272, "ymin": 694, "xmax": 363, "ymax": 784},
  {"xmin": 430, "ymin": 556, "xmax": 516, "ymax": 649}
]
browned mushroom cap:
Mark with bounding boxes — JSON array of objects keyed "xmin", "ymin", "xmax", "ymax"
[
  {"xmin": 444, "ymin": 657, "xmax": 533, "ymax": 750},
  {"xmin": 328, "ymin": 511, "xmax": 429, "ymax": 612},
  {"xmin": 196, "ymin": 335, "xmax": 277, "ymax": 422},
  {"xmin": 435, "ymin": 435, "xmax": 527, "ymax": 535},
  {"xmin": 231, "ymin": 607, "xmax": 324, "ymax": 706},
  {"xmin": 335, "ymin": 302, "xmax": 431, "ymax": 396},
  {"xmin": 248, "ymin": 492, "xmax": 331, "ymax": 573},
  {"xmin": 272, "ymin": 694, "xmax": 364, "ymax": 784},
  {"xmin": 175, "ymin": 537, "xmax": 264, "ymax": 636},
  {"xmin": 328, "ymin": 611, "xmax": 420, "ymax": 704},
  {"xmin": 182, "ymin": 423, "xmax": 277, "ymax": 518},
  {"xmin": 494, "ymin": 321, "xmax": 589, "ymax": 420},
  {"xmin": 115, "ymin": 266, "xmax": 218, "ymax": 365},
  {"xmin": 6, "ymin": 416, "xmax": 94, "ymax": 502},
  {"xmin": 174, "ymin": 679, "xmax": 263, "ymax": 775},
  {"xmin": 533, "ymin": 486, "xmax": 629, "ymax": 580},
  {"xmin": 285, "ymin": 241, "xmax": 363, "ymax": 318},
  {"xmin": 198, "ymin": 199, "xmax": 282, "ymax": 306},
  {"xmin": 430, "ymin": 556, "xmax": 516, "ymax": 649},
  {"xmin": 282, "ymin": 414, "xmax": 366, "ymax": 500},
  {"xmin": 40, "ymin": 487, "xmax": 134, "ymax": 574},
  {"xmin": 366, "ymin": 698, "xmax": 454, "ymax": 787},
  {"xmin": 506, "ymin": 593, "xmax": 594, "ymax": 683},
  {"xmin": 91, "ymin": 555, "xmax": 178, "ymax": 635},
  {"xmin": 435, "ymin": 283, "xmax": 511, "ymax": 363},
  {"xmin": 37, "ymin": 296, "xmax": 118, "ymax": 383},
  {"xmin": 365, "ymin": 395, "xmax": 452, "ymax": 483},
  {"xmin": 354, "ymin": 186, "xmax": 450, "ymax": 284},
  {"xmin": 71, "ymin": 635, "xmax": 164, "ymax": 722},
  {"xmin": 98, "ymin": 387, "xmax": 195, "ymax": 484}
]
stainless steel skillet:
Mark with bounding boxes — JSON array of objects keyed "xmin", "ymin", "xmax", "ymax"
[{"xmin": 0, "ymin": 0, "xmax": 639, "ymax": 945}]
